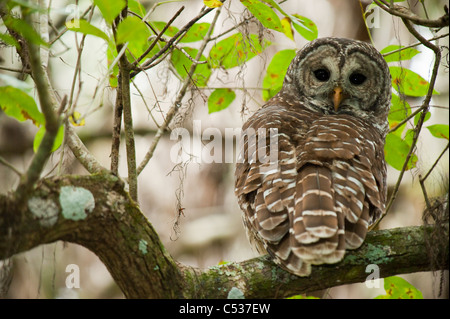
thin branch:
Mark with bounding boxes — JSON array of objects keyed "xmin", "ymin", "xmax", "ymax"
[
  {"xmin": 109, "ymin": 28, "xmax": 131, "ymax": 175},
  {"xmin": 65, "ymin": 124, "xmax": 109, "ymax": 174},
  {"xmin": 0, "ymin": 66, "xmax": 30, "ymax": 74},
  {"xmin": 14, "ymin": 12, "xmax": 61, "ymax": 199},
  {"xmin": 388, "ymin": 102, "xmax": 424, "ymax": 134},
  {"xmin": 114, "ymin": 5, "xmax": 139, "ymax": 201},
  {"xmin": 418, "ymin": 141, "xmax": 449, "ymax": 210},
  {"xmin": 0, "ymin": 156, "xmax": 22, "ymax": 176},
  {"xmin": 48, "ymin": 5, "xmax": 93, "ymax": 46},
  {"xmin": 374, "ymin": 0, "xmax": 449, "ymax": 28},
  {"xmin": 137, "ymin": 7, "xmax": 222, "ymax": 176},
  {"xmin": 67, "ymin": 6, "xmax": 95, "ymax": 112},
  {"xmin": 130, "ymin": 6, "xmax": 216, "ymax": 78},
  {"xmin": 133, "ymin": 6, "xmax": 185, "ymax": 67},
  {"xmin": 421, "ymin": 141, "xmax": 450, "ymax": 183},
  {"xmin": 383, "ymin": 17, "xmax": 443, "ymax": 219},
  {"xmin": 382, "ymin": 33, "xmax": 449, "ymax": 58}
]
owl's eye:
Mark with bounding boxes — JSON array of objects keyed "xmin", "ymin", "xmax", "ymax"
[
  {"xmin": 313, "ymin": 68, "xmax": 330, "ymax": 82},
  {"xmin": 349, "ymin": 72, "xmax": 367, "ymax": 85}
]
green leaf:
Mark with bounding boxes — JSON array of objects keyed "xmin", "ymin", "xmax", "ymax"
[
  {"xmin": 262, "ymin": 49, "xmax": 296, "ymax": 101},
  {"xmin": 389, "ymin": 93, "xmax": 411, "ymax": 121},
  {"xmin": 427, "ymin": 124, "xmax": 449, "ymax": 140},
  {"xmin": 388, "ymin": 93, "xmax": 410, "ymax": 135},
  {"xmin": 33, "ymin": 124, "xmax": 64, "ymax": 153},
  {"xmin": 375, "ymin": 276, "xmax": 423, "ymax": 299},
  {"xmin": 385, "ymin": 133, "xmax": 418, "ymax": 171},
  {"xmin": 93, "ymin": 0, "xmax": 126, "ymax": 24},
  {"xmin": 209, "ymin": 33, "xmax": 271, "ymax": 69},
  {"xmin": 3, "ymin": 16, "xmax": 48, "ymax": 47},
  {"xmin": 258, "ymin": 0, "xmax": 318, "ymax": 40},
  {"xmin": 241, "ymin": 0, "xmax": 284, "ymax": 33},
  {"xmin": 380, "ymin": 45, "xmax": 420, "ymax": 63},
  {"xmin": 280, "ymin": 17, "xmax": 294, "ymax": 41},
  {"xmin": 152, "ymin": 21, "xmax": 179, "ymax": 37},
  {"xmin": 291, "ymin": 14, "xmax": 318, "ymax": 41},
  {"xmin": 181, "ymin": 23, "xmax": 211, "ymax": 43},
  {"xmin": 106, "ymin": 39, "xmax": 119, "ymax": 88},
  {"xmin": 171, "ymin": 47, "xmax": 211, "ymax": 87},
  {"xmin": 0, "ymin": 86, "xmax": 44, "ymax": 126},
  {"xmin": 208, "ymin": 89, "xmax": 236, "ymax": 113},
  {"xmin": 115, "ymin": 16, "xmax": 149, "ymax": 45},
  {"xmin": 128, "ymin": 0, "xmax": 146, "ymax": 16},
  {"xmin": 413, "ymin": 110, "xmax": 431, "ymax": 126},
  {"xmin": 0, "ymin": 32, "xmax": 20, "ymax": 48},
  {"xmin": 204, "ymin": 0, "xmax": 224, "ymax": 8},
  {"xmin": 389, "ymin": 66, "xmax": 439, "ymax": 97},
  {"xmin": 65, "ymin": 19, "xmax": 109, "ymax": 41}
]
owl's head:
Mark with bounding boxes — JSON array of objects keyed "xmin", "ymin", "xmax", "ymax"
[{"xmin": 282, "ymin": 37, "xmax": 391, "ymax": 135}]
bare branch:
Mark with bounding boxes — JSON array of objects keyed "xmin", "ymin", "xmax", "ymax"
[
  {"xmin": 374, "ymin": 0, "xmax": 449, "ymax": 28},
  {"xmin": 130, "ymin": 6, "xmax": 216, "ymax": 78},
  {"xmin": 137, "ymin": 7, "xmax": 222, "ymax": 176}
]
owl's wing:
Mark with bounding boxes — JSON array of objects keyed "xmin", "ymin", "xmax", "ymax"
[
  {"xmin": 298, "ymin": 115, "xmax": 386, "ymax": 252},
  {"xmin": 235, "ymin": 106, "xmax": 386, "ymax": 276},
  {"xmin": 235, "ymin": 105, "xmax": 312, "ymax": 275}
]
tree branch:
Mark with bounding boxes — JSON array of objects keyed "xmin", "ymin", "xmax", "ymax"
[
  {"xmin": 136, "ymin": 7, "xmax": 222, "ymax": 176},
  {"xmin": 374, "ymin": 0, "xmax": 449, "ymax": 28},
  {"xmin": 0, "ymin": 175, "xmax": 447, "ymax": 299}
]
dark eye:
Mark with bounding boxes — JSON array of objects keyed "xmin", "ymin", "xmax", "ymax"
[
  {"xmin": 313, "ymin": 68, "xmax": 330, "ymax": 82},
  {"xmin": 349, "ymin": 72, "xmax": 366, "ymax": 85}
]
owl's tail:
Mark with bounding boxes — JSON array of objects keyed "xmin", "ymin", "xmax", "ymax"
[{"xmin": 290, "ymin": 165, "xmax": 346, "ymax": 265}]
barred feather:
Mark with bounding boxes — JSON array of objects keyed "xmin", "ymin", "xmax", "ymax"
[
  {"xmin": 235, "ymin": 37, "xmax": 389, "ymax": 277},
  {"xmin": 235, "ymin": 103, "xmax": 386, "ymax": 276}
]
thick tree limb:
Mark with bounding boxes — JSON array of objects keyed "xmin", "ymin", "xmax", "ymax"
[{"xmin": 0, "ymin": 175, "xmax": 447, "ymax": 298}]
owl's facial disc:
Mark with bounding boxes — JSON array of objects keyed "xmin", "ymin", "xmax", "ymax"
[{"xmin": 293, "ymin": 40, "xmax": 390, "ymax": 121}]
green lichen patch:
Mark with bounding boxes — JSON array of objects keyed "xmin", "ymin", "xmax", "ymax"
[
  {"xmin": 227, "ymin": 287, "xmax": 245, "ymax": 299},
  {"xmin": 28, "ymin": 196, "xmax": 59, "ymax": 227},
  {"xmin": 365, "ymin": 243, "xmax": 392, "ymax": 264},
  {"xmin": 139, "ymin": 239, "xmax": 148, "ymax": 255},
  {"xmin": 59, "ymin": 186, "xmax": 95, "ymax": 221}
]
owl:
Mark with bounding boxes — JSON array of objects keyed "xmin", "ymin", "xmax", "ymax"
[{"xmin": 235, "ymin": 37, "xmax": 391, "ymax": 276}]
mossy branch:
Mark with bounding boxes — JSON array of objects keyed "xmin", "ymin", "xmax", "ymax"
[{"xmin": 0, "ymin": 175, "xmax": 447, "ymax": 298}]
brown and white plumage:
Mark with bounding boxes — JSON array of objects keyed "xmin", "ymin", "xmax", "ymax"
[{"xmin": 235, "ymin": 37, "xmax": 391, "ymax": 276}]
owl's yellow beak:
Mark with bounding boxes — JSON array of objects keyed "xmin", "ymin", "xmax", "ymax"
[{"xmin": 332, "ymin": 86, "xmax": 344, "ymax": 112}]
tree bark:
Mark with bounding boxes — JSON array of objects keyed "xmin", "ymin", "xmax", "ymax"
[{"xmin": 0, "ymin": 174, "xmax": 448, "ymax": 298}]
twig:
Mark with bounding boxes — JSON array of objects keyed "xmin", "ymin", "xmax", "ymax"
[
  {"xmin": 130, "ymin": 6, "xmax": 216, "ymax": 78},
  {"xmin": 114, "ymin": 6, "xmax": 139, "ymax": 201},
  {"xmin": 382, "ymin": 33, "xmax": 449, "ymax": 58},
  {"xmin": 418, "ymin": 141, "xmax": 449, "ymax": 211},
  {"xmin": 64, "ymin": 125, "xmax": 110, "ymax": 174},
  {"xmin": 131, "ymin": 79, "xmax": 161, "ymax": 128},
  {"xmin": 0, "ymin": 66, "xmax": 30, "ymax": 74},
  {"xmin": 374, "ymin": 0, "xmax": 449, "ymax": 28},
  {"xmin": 48, "ymin": 5, "xmax": 93, "ymax": 46},
  {"xmin": 133, "ymin": 6, "xmax": 185, "ymax": 67},
  {"xmin": 15, "ymin": 12, "xmax": 61, "ymax": 199},
  {"xmin": 388, "ymin": 103, "xmax": 424, "ymax": 134},
  {"xmin": 109, "ymin": 36, "xmax": 131, "ymax": 174},
  {"xmin": 67, "ymin": 6, "xmax": 95, "ymax": 112},
  {"xmin": 0, "ymin": 156, "xmax": 22, "ymax": 176},
  {"xmin": 422, "ymin": 141, "xmax": 450, "ymax": 184},
  {"xmin": 137, "ymin": 7, "xmax": 222, "ymax": 176},
  {"xmin": 383, "ymin": 17, "xmax": 443, "ymax": 217}
]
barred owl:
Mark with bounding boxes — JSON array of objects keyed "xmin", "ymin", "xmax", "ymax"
[{"xmin": 235, "ymin": 37, "xmax": 391, "ymax": 276}]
